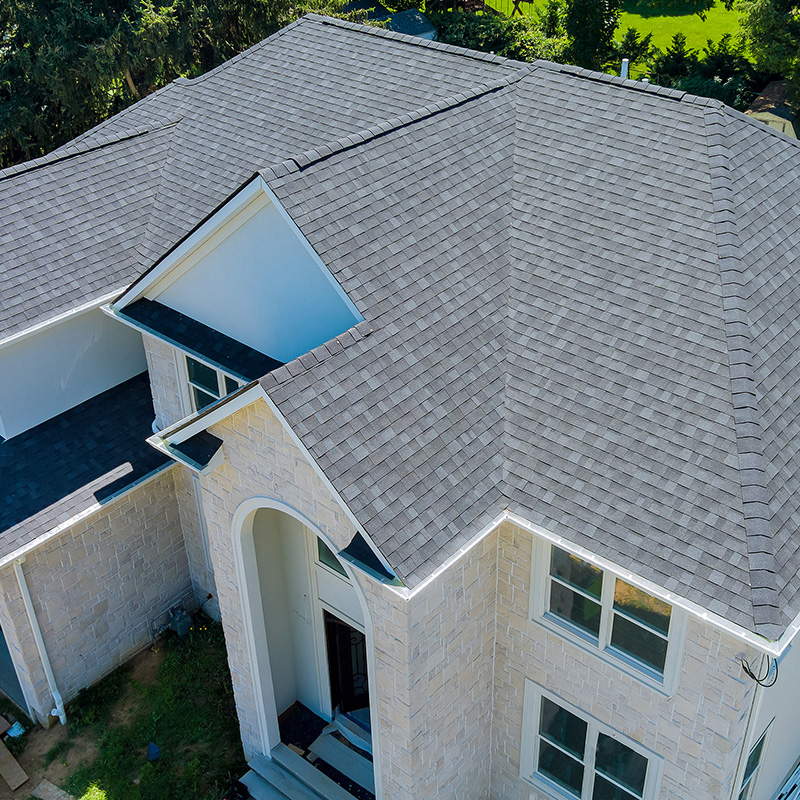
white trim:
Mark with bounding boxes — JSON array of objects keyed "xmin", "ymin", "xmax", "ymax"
[
  {"xmin": 0, "ymin": 288, "xmax": 125, "ymax": 351},
  {"xmin": 520, "ymin": 679, "xmax": 663, "ymax": 800},
  {"xmin": 507, "ymin": 513, "xmax": 784, "ymax": 657},
  {"xmin": 529, "ymin": 537, "xmax": 687, "ymax": 695},
  {"xmin": 0, "ymin": 464, "xmax": 174, "ymax": 571},
  {"xmin": 229, "ymin": 497, "xmax": 383, "ymax": 799},
  {"xmin": 114, "ymin": 179, "xmax": 267, "ymax": 308}
]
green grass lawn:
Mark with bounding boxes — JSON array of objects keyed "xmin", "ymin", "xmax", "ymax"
[
  {"xmin": 59, "ymin": 618, "xmax": 246, "ymax": 800},
  {"xmin": 485, "ymin": 0, "xmax": 743, "ymax": 56},
  {"xmin": 619, "ymin": 0, "xmax": 743, "ymax": 53}
]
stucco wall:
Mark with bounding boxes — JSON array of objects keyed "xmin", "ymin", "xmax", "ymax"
[
  {"xmin": 0, "ymin": 469, "xmax": 191, "ymax": 721},
  {"xmin": 491, "ymin": 522, "xmax": 760, "ymax": 800}
]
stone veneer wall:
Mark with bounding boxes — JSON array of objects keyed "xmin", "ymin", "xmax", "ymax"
[
  {"xmin": 197, "ymin": 398, "xmax": 501, "ymax": 800},
  {"xmin": 490, "ymin": 522, "xmax": 761, "ymax": 800},
  {"xmin": 0, "ymin": 469, "xmax": 191, "ymax": 721},
  {"xmin": 143, "ymin": 333, "xmax": 185, "ymax": 430}
]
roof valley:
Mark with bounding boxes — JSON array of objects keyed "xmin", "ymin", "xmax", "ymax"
[{"xmin": 703, "ymin": 104, "xmax": 782, "ymax": 638}]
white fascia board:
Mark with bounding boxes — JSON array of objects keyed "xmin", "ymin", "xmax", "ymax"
[
  {"xmin": 113, "ymin": 177, "xmax": 267, "ymax": 309},
  {"xmin": 0, "ymin": 463, "xmax": 174, "ymax": 571},
  {"xmin": 505, "ymin": 512, "xmax": 786, "ymax": 658},
  {"xmin": 0, "ymin": 288, "xmax": 125, "ymax": 351}
]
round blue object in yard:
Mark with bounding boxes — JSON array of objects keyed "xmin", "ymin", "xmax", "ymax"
[{"xmin": 147, "ymin": 742, "xmax": 161, "ymax": 761}]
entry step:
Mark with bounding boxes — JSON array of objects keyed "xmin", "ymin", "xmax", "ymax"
[{"xmin": 245, "ymin": 745, "xmax": 359, "ymax": 800}]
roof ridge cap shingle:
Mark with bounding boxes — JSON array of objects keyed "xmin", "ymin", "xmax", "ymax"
[
  {"xmin": 305, "ymin": 13, "xmax": 523, "ymax": 69},
  {"xmin": 703, "ymin": 103, "xmax": 782, "ymax": 638},
  {"xmin": 260, "ymin": 321, "xmax": 376, "ymax": 391},
  {"xmin": 0, "ymin": 117, "xmax": 180, "ymax": 183},
  {"xmin": 260, "ymin": 69, "xmax": 528, "ymax": 179},
  {"xmin": 533, "ymin": 59, "xmax": 686, "ymax": 101}
]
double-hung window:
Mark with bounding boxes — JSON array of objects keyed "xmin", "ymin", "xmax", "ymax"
[
  {"xmin": 522, "ymin": 686, "xmax": 658, "ymax": 800},
  {"xmin": 534, "ymin": 542, "xmax": 683, "ymax": 686},
  {"xmin": 185, "ymin": 355, "xmax": 242, "ymax": 412}
]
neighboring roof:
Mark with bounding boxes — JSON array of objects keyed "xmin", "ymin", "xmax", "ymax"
[
  {"xmin": 0, "ymin": 373, "xmax": 171, "ymax": 558},
  {"xmin": 9, "ymin": 15, "xmax": 800, "ymax": 640},
  {"xmin": 745, "ymin": 81, "xmax": 798, "ymax": 138},
  {"xmin": 117, "ymin": 299, "xmax": 282, "ymax": 381}
]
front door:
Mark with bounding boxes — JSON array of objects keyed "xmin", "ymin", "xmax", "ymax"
[{"xmin": 324, "ymin": 611, "xmax": 369, "ymax": 729}]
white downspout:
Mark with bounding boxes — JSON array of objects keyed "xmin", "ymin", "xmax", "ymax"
[{"xmin": 13, "ymin": 558, "xmax": 66, "ymax": 724}]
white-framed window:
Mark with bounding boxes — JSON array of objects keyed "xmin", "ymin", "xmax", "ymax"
[
  {"xmin": 530, "ymin": 539, "xmax": 686, "ymax": 690},
  {"xmin": 738, "ymin": 726, "xmax": 769, "ymax": 800},
  {"xmin": 183, "ymin": 354, "xmax": 242, "ymax": 413},
  {"xmin": 521, "ymin": 682, "xmax": 660, "ymax": 800},
  {"xmin": 316, "ymin": 538, "xmax": 348, "ymax": 580}
]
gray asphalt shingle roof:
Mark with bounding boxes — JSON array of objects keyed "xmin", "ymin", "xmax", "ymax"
[{"xmin": 7, "ymin": 15, "xmax": 800, "ymax": 639}]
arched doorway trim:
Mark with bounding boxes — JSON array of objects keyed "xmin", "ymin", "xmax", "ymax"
[{"xmin": 230, "ymin": 496, "xmax": 383, "ymax": 798}]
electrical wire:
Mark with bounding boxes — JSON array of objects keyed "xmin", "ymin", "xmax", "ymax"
[{"xmin": 741, "ymin": 655, "xmax": 779, "ymax": 687}]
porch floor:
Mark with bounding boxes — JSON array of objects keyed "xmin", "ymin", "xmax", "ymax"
[{"xmin": 278, "ymin": 704, "xmax": 374, "ymax": 800}]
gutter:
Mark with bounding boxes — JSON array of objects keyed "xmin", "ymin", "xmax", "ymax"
[{"xmin": 13, "ymin": 558, "xmax": 66, "ymax": 724}]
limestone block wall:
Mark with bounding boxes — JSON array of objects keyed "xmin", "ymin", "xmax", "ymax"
[
  {"xmin": 143, "ymin": 333, "xmax": 185, "ymax": 430},
  {"xmin": 196, "ymin": 397, "xmax": 500, "ymax": 800},
  {"xmin": 0, "ymin": 468, "xmax": 191, "ymax": 721},
  {"xmin": 490, "ymin": 522, "xmax": 760, "ymax": 800}
]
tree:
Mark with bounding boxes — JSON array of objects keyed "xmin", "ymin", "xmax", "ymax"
[
  {"xmin": 615, "ymin": 27, "xmax": 654, "ymax": 69},
  {"xmin": 0, "ymin": 0, "xmax": 348, "ymax": 168},
  {"xmin": 648, "ymin": 32, "xmax": 699, "ymax": 84},
  {"xmin": 564, "ymin": 0, "xmax": 621, "ymax": 70},
  {"xmin": 738, "ymin": 0, "xmax": 800, "ymax": 90}
]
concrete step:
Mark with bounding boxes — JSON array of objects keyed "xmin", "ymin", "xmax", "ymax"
[
  {"xmin": 270, "ymin": 743, "xmax": 359, "ymax": 800},
  {"xmin": 309, "ymin": 733, "xmax": 374, "ymax": 794},
  {"xmin": 325, "ymin": 715, "xmax": 372, "ymax": 755},
  {"xmin": 240, "ymin": 769, "xmax": 288, "ymax": 800},
  {"xmin": 250, "ymin": 753, "xmax": 321, "ymax": 800}
]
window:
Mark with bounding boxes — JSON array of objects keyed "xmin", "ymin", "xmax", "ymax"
[
  {"xmin": 185, "ymin": 356, "xmax": 241, "ymax": 412},
  {"xmin": 317, "ymin": 539, "xmax": 348, "ymax": 578},
  {"xmin": 534, "ymin": 542, "xmax": 683, "ymax": 687},
  {"xmin": 738, "ymin": 728, "xmax": 768, "ymax": 800},
  {"xmin": 522, "ymin": 686, "xmax": 658, "ymax": 800}
]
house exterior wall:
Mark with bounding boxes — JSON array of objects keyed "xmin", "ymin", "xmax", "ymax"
[
  {"xmin": 0, "ymin": 308, "xmax": 147, "ymax": 439},
  {"xmin": 143, "ymin": 333, "xmax": 185, "ymax": 430},
  {"xmin": 491, "ymin": 521, "xmax": 761, "ymax": 800},
  {"xmin": 0, "ymin": 468, "xmax": 191, "ymax": 722}
]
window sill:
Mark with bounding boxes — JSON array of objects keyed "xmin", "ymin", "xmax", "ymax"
[
  {"xmin": 522, "ymin": 771, "xmax": 582, "ymax": 800},
  {"xmin": 534, "ymin": 612, "xmax": 680, "ymax": 696}
]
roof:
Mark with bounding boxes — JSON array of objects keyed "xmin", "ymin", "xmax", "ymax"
[
  {"xmin": 0, "ymin": 373, "xmax": 171, "ymax": 558},
  {"xmin": 8, "ymin": 15, "xmax": 800, "ymax": 639},
  {"xmin": 747, "ymin": 80, "xmax": 797, "ymax": 121}
]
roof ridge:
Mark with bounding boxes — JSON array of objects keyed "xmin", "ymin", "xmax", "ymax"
[
  {"xmin": 306, "ymin": 13, "xmax": 523, "ymax": 69},
  {"xmin": 0, "ymin": 117, "xmax": 180, "ymax": 183},
  {"xmin": 703, "ymin": 103, "xmax": 782, "ymax": 638},
  {"xmin": 260, "ymin": 320, "xmax": 377, "ymax": 391},
  {"xmin": 533, "ymin": 59, "xmax": 686, "ymax": 101},
  {"xmin": 259, "ymin": 68, "xmax": 528, "ymax": 180}
]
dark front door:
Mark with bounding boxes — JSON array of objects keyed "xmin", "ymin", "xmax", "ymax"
[{"xmin": 324, "ymin": 611, "xmax": 369, "ymax": 716}]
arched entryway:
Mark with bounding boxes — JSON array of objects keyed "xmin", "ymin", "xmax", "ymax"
[{"xmin": 233, "ymin": 499, "xmax": 379, "ymax": 797}]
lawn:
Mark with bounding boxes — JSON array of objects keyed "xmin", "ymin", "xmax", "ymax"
[
  {"xmin": 47, "ymin": 617, "xmax": 246, "ymax": 800},
  {"xmin": 485, "ymin": 0, "xmax": 744, "ymax": 55}
]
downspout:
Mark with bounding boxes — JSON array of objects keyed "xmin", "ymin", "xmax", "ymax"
[{"xmin": 13, "ymin": 559, "xmax": 66, "ymax": 724}]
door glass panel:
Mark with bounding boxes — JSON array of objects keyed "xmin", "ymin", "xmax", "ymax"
[
  {"xmin": 551, "ymin": 548, "xmax": 603, "ymax": 598},
  {"xmin": 610, "ymin": 615, "xmax": 668, "ymax": 672},
  {"xmin": 550, "ymin": 581, "xmax": 602, "ymax": 637},
  {"xmin": 187, "ymin": 356, "xmax": 219, "ymax": 395},
  {"xmin": 614, "ymin": 580, "xmax": 671, "ymax": 635},
  {"xmin": 595, "ymin": 733, "xmax": 647, "ymax": 797}
]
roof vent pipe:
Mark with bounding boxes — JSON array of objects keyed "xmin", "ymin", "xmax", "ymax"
[
  {"xmin": 621, "ymin": 58, "xmax": 629, "ymax": 79},
  {"xmin": 13, "ymin": 558, "xmax": 66, "ymax": 725}
]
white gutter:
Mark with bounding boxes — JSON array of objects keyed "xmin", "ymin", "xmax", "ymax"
[{"xmin": 13, "ymin": 558, "xmax": 66, "ymax": 724}]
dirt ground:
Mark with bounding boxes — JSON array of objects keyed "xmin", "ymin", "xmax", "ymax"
[{"xmin": 0, "ymin": 647, "xmax": 164, "ymax": 800}]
